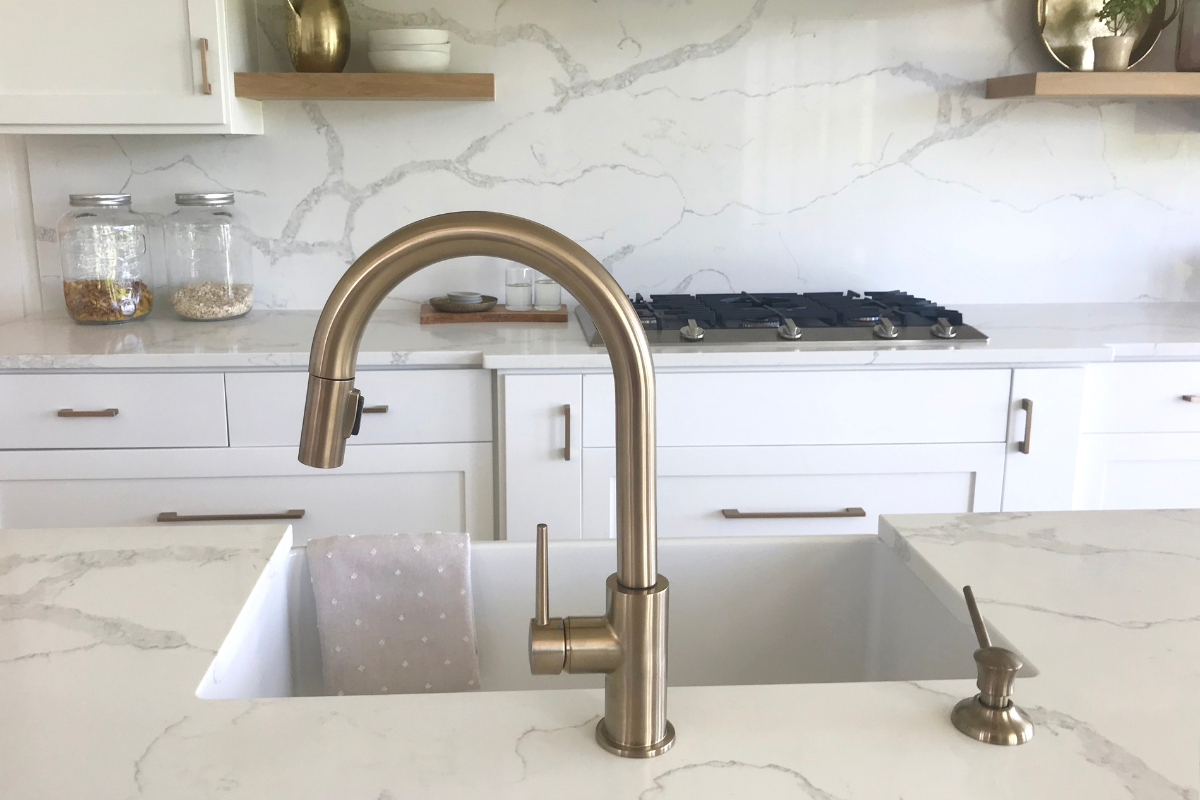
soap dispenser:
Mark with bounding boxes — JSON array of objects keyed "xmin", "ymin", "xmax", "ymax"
[{"xmin": 951, "ymin": 585, "xmax": 1035, "ymax": 746}]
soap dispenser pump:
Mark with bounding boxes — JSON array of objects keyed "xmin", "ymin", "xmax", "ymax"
[{"xmin": 950, "ymin": 585, "xmax": 1035, "ymax": 746}]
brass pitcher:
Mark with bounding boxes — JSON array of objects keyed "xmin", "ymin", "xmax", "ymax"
[{"xmin": 285, "ymin": 0, "xmax": 351, "ymax": 73}]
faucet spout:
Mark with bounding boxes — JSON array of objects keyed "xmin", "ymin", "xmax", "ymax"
[
  {"xmin": 298, "ymin": 211, "xmax": 657, "ymax": 588},
  {"xmin": 300, "ymin": 213, "xmax": 672, "ymax": 757}
]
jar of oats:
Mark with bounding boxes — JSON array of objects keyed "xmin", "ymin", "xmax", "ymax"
[
  {"xmin": 58, "ymin": 194, "xmax": 153, "ymax": 324},
  {"xmin": 164, "ymin": 192, "xmax": 254, "ymax": 321}
]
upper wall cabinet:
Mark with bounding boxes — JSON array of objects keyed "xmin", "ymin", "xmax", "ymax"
[{"xmin": 0, "ymin": 0, "xmax": 263, "ymax": 135}]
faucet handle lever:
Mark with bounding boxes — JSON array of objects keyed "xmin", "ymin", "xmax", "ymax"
[
  {"xmin": 536, "ymin": 523, "xmax": 550, "ymax": 625},
  {"xmin": 529, "ymin": 523, "xmax": 566, "ymax": 675}
]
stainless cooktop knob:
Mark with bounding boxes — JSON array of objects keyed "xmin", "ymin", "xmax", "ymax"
[
  {"xmin": 777, "ymin": 318, "xmax": 803, "ymax": 341},
  {"xmin": 680, "ymin": 319, "xmax": 705, "ymax": 342},
  {"xmin": 872, "ymin": 318, "xmax": 900, "ymax": 340},
  {"xmin": 931, "ymin": 317, "xmax": 957, "ymax": 339}
]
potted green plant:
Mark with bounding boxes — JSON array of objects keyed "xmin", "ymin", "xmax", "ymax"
[{"xmin": 1094, "ymin": 0, "xmax": 1161, "ymax": 70}]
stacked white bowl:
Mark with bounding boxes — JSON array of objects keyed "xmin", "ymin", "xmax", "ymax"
[{"xmin": 368, "ymin": 29, "xmax": 451, "ymax": 73}]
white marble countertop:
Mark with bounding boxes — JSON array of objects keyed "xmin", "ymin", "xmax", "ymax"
[
  {"xmin": 2, "ymin": 303, "xmax": 1200, "ymax": 371},
  {"xmin": 2, "ymin": 511, "xmax": 1196, "ymax": 798}
]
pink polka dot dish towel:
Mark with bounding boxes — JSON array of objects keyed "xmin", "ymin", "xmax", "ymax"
[{"xmin": 307, "ymin": 532, "xmax": 481, "ymax": 695}]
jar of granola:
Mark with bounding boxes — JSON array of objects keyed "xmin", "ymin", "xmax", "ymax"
[
  {"xmin": 57, "ymin": 194, "xmax": 153, "ymax": 324},
  {"xmin": 164, "ymin": 192, "xmax": 253, "ymax": 321}
]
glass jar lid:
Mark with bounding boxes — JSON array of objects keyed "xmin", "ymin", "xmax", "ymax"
[
  {"xmin": 69, "ymin": 194, "xmax": 132, "ymax": 207},
  {"xmin": 175, "ymin": 192, "xmax": 235, "ymax": 206}
]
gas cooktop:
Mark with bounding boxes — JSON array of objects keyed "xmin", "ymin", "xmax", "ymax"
[{"xmin": 577, "ymin": 291, "xmax": 987, "ymax": 347}]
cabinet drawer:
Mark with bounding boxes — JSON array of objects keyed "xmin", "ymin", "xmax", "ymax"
[
  {"xmin": 0, "ymin": 444, "xmax": 494, "ymax": 542},
  {"xmin": 583, "ymin": 370, "xmax": 1011, "ymax": 447},
  {"xmin": 1082, "ymin": 363, "xmax": 1200, "ymax": 433},
  {"xmin": 226, "ymin": 370, "xmax": 493, "ymax": 447},
  {"xmin": 581, "ymin": 444, "xmax": 1005, "ymax": 539},
  {"xmin": 0, "ymin": 373, "xmax": 227, "ymax": 450}
]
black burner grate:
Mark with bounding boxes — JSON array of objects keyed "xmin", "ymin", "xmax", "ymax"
[{"xmin": 628, "ymin": 291, "xmax": 964, "ymax": 331}]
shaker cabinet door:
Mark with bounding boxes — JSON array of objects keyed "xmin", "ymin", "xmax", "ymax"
[
  {"xmin": 0, "ymin": 0, "xmax": 262, "ymax": 134},
  {"xmin": 499, "ymin": 374, "xmax": 582, "ymax": 541},
  {"xmin": 1074, "ymin": 433, "xmax": 1200, "ymax": 510},
  {"xmin": 1000, "ymin": 368, "xmax": 1086, "ymax": 511}
]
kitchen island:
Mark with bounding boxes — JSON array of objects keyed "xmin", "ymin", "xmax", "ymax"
[{"xmin": 1, "ymin": 511, "xmax": 1197, "ymax": 798}]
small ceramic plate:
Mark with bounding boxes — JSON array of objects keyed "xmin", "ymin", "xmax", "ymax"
[{"xmin": 429, "ymin": 295, "xmax": 498, "ymax": 313}]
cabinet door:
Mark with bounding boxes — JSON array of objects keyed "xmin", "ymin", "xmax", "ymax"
[
  {"xmin": 1001, "ymin": 368, "xmax": 1085, "ymax": 511},
  {"xmin": 0, "ymin": 444, "xmax": 494, "ymax": 543},
  {"xmin": 1075, "ymin": 433, "xmax": 1200, "ymax": 510},
  {"xmin": 0, "ymin": 0, "xmax": 261, "ymax": 134},
  {"xmin": 500, "ymin": 374, "xmax": 581, "ymax": 541},
  {"xmin": 581, "ymin": 443, "xmax": 1005, "ymax": 539}
]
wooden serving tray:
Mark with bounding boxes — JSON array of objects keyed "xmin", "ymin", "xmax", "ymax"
[{"xmin": 419, "ymin": 303, "xmax": 568, "ymax": 324}]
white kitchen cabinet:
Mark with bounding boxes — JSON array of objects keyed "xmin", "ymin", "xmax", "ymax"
[
  {"xmin": 1000, "ymin": 368, "xmax": 1085, "ymax": 511},
  {"xmin": 1082, "ymin": 362, "xmax": 1200, "ymax": 433},
  {"xmin": 581, "ymin": 444, "xmax": 1005, "ymax": 539},
  {"xmin": 582, "ymin": 370, "xmax": 1011, "ymax": 448},
  {"xmin": 0, "ymin": 0, "xmax": 262, "ymax": 134},
  {"xmin": 0, "ymin": 443, "xmax": 493, "ymax": 542},
  {"xmin": 1074, "ymin": 362, "xmax": 1200, "ymax": 510},
  {"xmin": 0, "ymin": 372, "xmax": 228, "ymax": 449},
  {"xmin": 225, "ymin": 369, "xmax": 493, "ymax": 447},
  {"xmin": 499, "ymin": 373, "xmax": 581, "ymax": 541},
  {"xmin": 1074, "ymin": 433, "xmax": 1200, "ymax": 509}
]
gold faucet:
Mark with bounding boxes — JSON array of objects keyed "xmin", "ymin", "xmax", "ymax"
[{"xmin": 298, "ymin": 212, "xmax": 674, "ymax": 758}]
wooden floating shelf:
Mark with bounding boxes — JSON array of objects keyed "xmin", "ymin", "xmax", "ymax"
[
  {"xmin": 233, "ymin": 72, "xmax": 494, "ymax": 101},
  {"xmin": 987, "ymin": 72, "xmax": 1200, "ymax": 99}
]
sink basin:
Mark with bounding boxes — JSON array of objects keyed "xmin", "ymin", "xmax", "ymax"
[{"xmin": 198, "ymin": 532, "xmax": 1030, "ymax": 699}]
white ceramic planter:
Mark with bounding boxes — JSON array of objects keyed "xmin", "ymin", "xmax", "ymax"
[{"xmin": 1093, "ymin": 34, "xmax": 1136, "ymax": 70}]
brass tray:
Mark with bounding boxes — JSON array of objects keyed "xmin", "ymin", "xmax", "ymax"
[{"xmin": 1039, "ymin": 0, "xmax": 1178, "ymax": 71}]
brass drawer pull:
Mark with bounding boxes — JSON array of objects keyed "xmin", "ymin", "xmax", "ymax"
[
  {"xmin": 1018, "ymin": 398, "xmax": 1034, "ymax": 455},
  {"xmin": 1183, "ymin": 395, "xmax": 1200, "ymax": 403},
  {"xmin": 199, "ymin": 38, "xmax": 212, "ymax": 95},
  {"xmin": 158, "ymin": 509, "xmax": 305, "ymax": 523},
  {"xmin": 564, "ymin": 403, "xmax": 571, "ymax": 461},
  {"xmin": 362, "ymin": 405, "xmax": 389, "ymax": 413},
  {"xmin": 721, "ymin": 507, "xmax": 867, "ymax": 519},
  {"xmin": 57, "ymin": 408, "xmax": 119, "ymax": 418}
]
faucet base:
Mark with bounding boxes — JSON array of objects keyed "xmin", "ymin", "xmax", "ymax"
[{"xmin": 596, "ymin": 720, "xmax": 675, "ymax": 758}]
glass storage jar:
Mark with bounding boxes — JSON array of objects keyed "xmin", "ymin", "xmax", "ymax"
[
  {"xmin": 165, "ymin": 192, "xmax": 253, "ymax": 321},
  {"xmin": 57, "ymin": 194, "xmax": 153, "ymax": 324}
]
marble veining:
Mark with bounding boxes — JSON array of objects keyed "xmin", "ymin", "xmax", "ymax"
[
  {"xmin": 22, "ymin": 0, "xmax": 1200, "ymax": 314},
  {"xmin": 2, "ymin": 512, "xmax": 1197, "ymax": 798}
]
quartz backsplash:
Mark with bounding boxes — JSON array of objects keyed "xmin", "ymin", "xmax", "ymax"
[{"xmin": 23, "ymin": 0, "xmax": 1200, "ymax": 312}]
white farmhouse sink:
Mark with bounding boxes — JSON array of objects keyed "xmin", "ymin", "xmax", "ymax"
[{"xmin": 198, "ymin": 532, "xmax": 1030, "ymax": 699}]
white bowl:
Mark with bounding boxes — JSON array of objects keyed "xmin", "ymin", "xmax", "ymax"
[
  {"xmin": 369, "ymin": 41, "xmax": 451, "ymax": 53},
  {"xmin": 368, "ymin": 28, "xmax": 449, "ymax": 47},
  {"xmin": 369, "ymin": 50, "xmax": 451, "ymax": 73}
]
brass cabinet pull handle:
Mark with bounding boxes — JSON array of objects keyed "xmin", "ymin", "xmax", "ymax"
[
  {"xmin": 157, "ymin": 509, "xmax": 305, "ymax": 523},
  {"xmin": 1183, "ymin": 395, "xmax": 1200, "ymax": 403},
  {"xmin": 563, "ymin": 403, "xmax": 571, "ymax": 461},
  {"xmin": 721, "ymin": 507, "xmax": 867, "ymax": 519},
  {"xmin": 1018, "ymin": 398, "xmax": 1034, "ymax": 455},
  {"xmin": 362, "ymin": 405, "xmax": 389, "ymax": 413},
  {"xmin": 57, "ymin": 408, "xmax": 119, "ymax": 418},
  {"xmin": 199, "ymin": 38, "xmax": 213, "ymax": 95}
]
